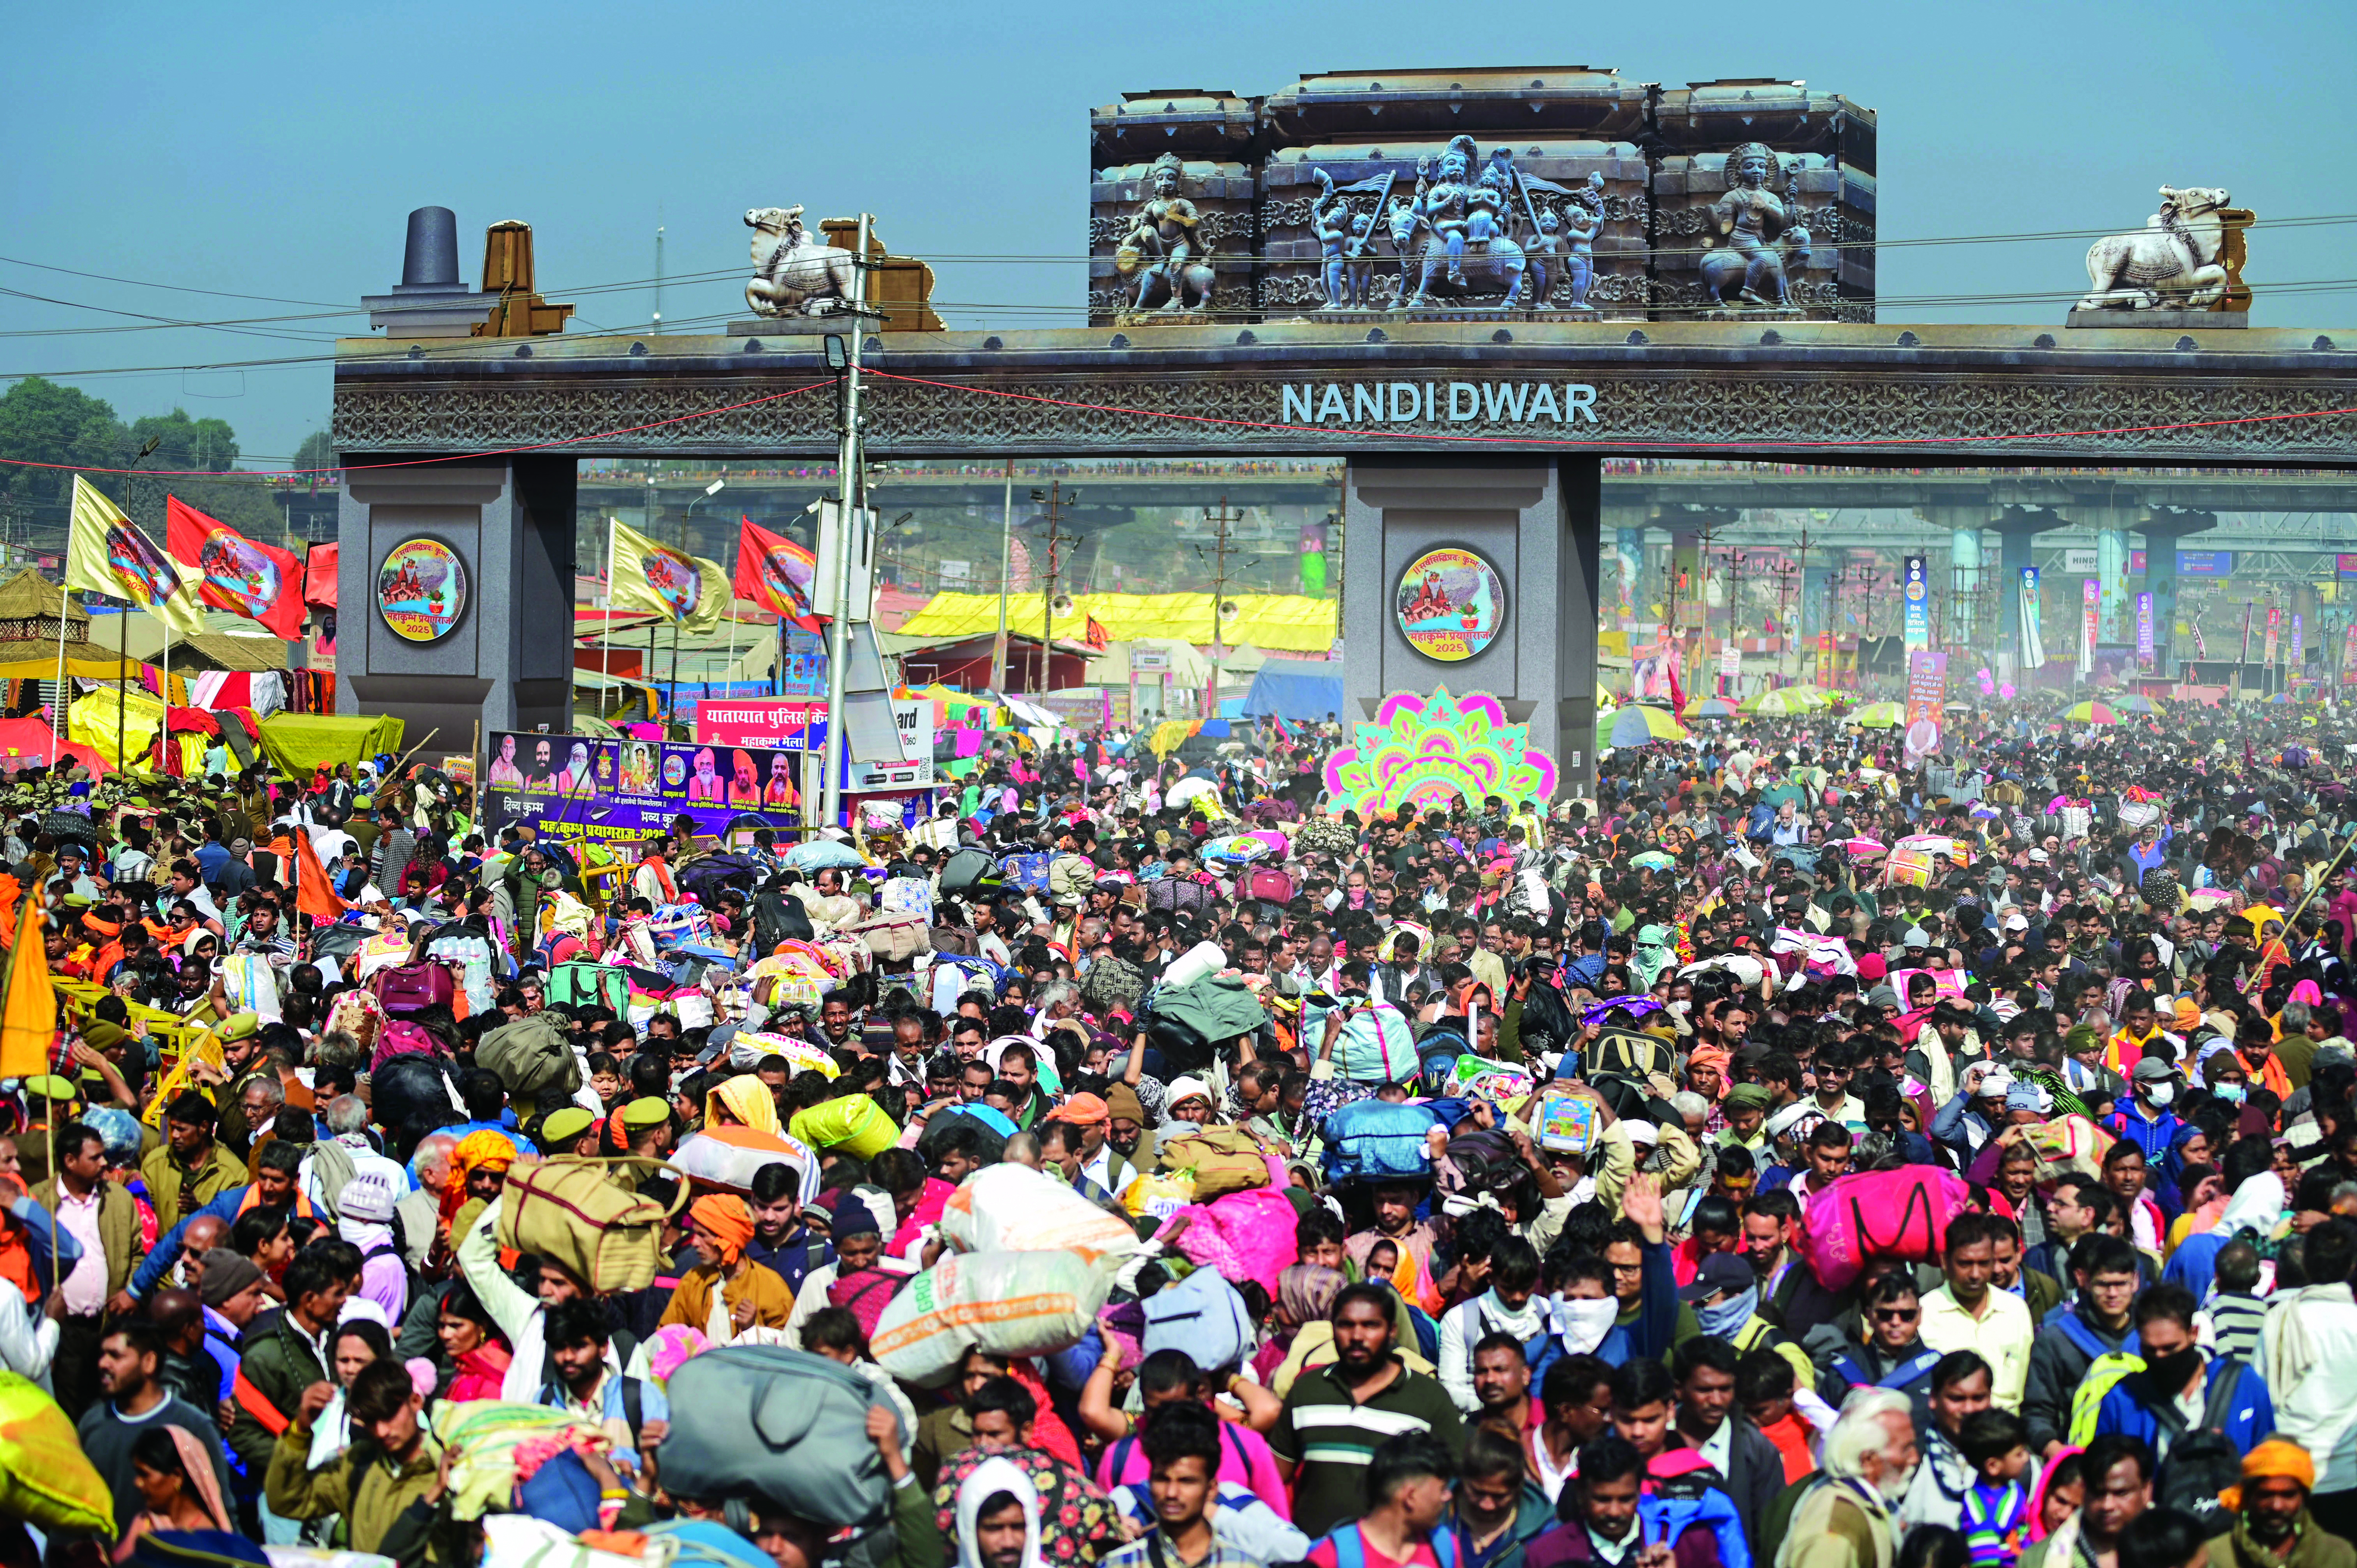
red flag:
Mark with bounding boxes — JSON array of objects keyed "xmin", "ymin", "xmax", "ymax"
[
  {"xmin": 732, "ymin": 515, "xmax": 822, "ymax": 631},
  {"xmin": 1666, "ymin": 654, "xmax": 1686, "ymax": 716},
  {"xmin": 303, "ymin": 543, "xmax": 338, "ymax": 611},
  {"xmin": 164, "ymin": 497, "xmax": 307, "ymax": 638}
]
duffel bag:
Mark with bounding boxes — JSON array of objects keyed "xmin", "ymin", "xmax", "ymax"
[
  {"xmin": 548, "ymin": 960, "xmax": 630, "ymax": 1013},
  {"xmin": 1078, "ymin": 954, "xmax": 1147, "ymax": 1016},
  {"xmin": 850, "ymin": 912, "xmax": 931, "ymax": 963},
  {"xmin": 0, "ymin": 1371, "xmax": 113, "ymax": 1534},
  {"xmin": 1320, "ymin": 1100, "xmax": 1439, "ymax": 1184},
  {"xmin": 1799, "ymin": 1165, "xmax": 1972, "ymax": 1292},
  {"xmin": 998, "ymin": 852, "xmax": 1051, "ymax": 892},
  {"xmin": 1154, "ymin": 1126, "xmax": 1272, "ymax": 1200},
  {"xmin": 1334, "ymin": 1002, "xmax": 1417, "ymax": 1084},
  {"xmin": 870, "ymin": 1249, "xmax": 1112, "ymax": 1385},
  {"xmin": 496, "ymin": 1156, "xmax": 685, "ymax": 1294},
  {"xmin": 939, "ymin": 1163, "xmax": 1140, "ymax": 1264},
  {"xmin": 939, "ymin": 846, "xmax": 1001, "ymax": 896},
  {"xmin": 654, "ymin": 1345, "xmax": 897, "ymax": 1528},
  {"xmin": 2024, "ymin": 1114, "xmax": 2115, "ymax": 1183},
  {"xmin": 788, "ymin": 1094, "xmax": 899, "ymax": 1160},
  {"xmin": 373, "ymin": 962, "xmax": 455, "ymax": 1019},
  {"xmin": 476, "ymin": 1012, "xmax": 582, "ymax": 1100},
  {"xmin": 1141, "ymin": 1265, "xmax": 1253, "ymax": 1374},
  {"xmin": 670, "ymin": 1126, "xmax": 817, "ymax": 1195}
]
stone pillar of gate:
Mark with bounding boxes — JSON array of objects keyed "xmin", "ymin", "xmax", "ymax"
[
  {"xmin": 336, "ymin": 457, "xmax": 578, "ymax": 743},
  {"xmin": 1343, "ymin": 456, "xmax": 1602, "ymax": 800},
  {"xmin": 2138, "ymin": 509, "xmax": 2217, "ymax": 676}
]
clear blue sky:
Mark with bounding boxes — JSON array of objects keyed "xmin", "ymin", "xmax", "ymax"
[{"xmin": 2, "ymin": 0, "xmax": 2349, "ymax": 460}]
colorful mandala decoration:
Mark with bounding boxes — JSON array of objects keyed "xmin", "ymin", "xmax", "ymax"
[{"xmin": 1322, "ymin": 688, "xmax": 1560, "ymax": 815}]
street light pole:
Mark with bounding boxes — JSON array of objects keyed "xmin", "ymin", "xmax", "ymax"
[{"xmin": 818, "ymin": 215, "xmax": 874, "ymax": 833}]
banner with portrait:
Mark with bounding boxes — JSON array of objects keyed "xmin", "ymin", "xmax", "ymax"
[{"xmin": 482, "ymin": 730, "xmax": 804, "ymax": 852}]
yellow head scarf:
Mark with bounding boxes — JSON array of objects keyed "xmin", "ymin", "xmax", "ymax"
[{"xmin": 705, "ymin": 1073, "xmax": 781, "ymax": 1136}]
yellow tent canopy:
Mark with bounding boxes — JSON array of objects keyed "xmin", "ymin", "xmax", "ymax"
[
  {"xmin": 68, "ymin": 686, "xmax": 166, "ymax": 763},
  {"xmin": 258, "ymin": 714, "xmax": 407, "ymax": 777},
  {"xmin": 897, "ymin": 592, "xmax": 1337, "ymax": 654}
]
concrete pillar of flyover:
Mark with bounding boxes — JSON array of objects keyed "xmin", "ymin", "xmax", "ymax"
[
  {"xmin": 1801, "ymin": 565, "xmax": 1834, "ymax": 676},
  {"xmin": 1918, "ymin": 504, "xmax": 1997, "ymax": 655},
  {"xmin": 1986, "ymin": 505, "xmax": 2062, "ymax": 666},
  {"xmin": 1601, "ymin": 503, "xmax": 1651, "ymax": 621},
  {"xmin": 2137, "ymin": 510, "xmax": 2216, "ymax": 678}
]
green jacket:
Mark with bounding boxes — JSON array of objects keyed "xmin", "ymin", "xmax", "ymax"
[
  {"xmin": 28, "ymin": 1178, "xmax": 145, "ymax": 1297},
  {"xmin": 228, "ymin": 1308, "xmax": 329, "ymax": 1472},
  {"xmin": 267, "ymin": 1418, "xmax": 451, "ymax": 1566},
  {"xmin": 139, "ymin": 1138, "xmax": 248, "ymax": 1224},
  {"xmin": 2206, "ymin": 1515, "xmax": 2357, "ymax": 1568}
]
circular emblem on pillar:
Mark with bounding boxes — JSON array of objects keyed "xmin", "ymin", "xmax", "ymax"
[
  {"xmin": 1395, "ymin": 546, "xmax": 1506, "ymax": 662},
  {"xmin": 376, "ymin": 538, "xmax": 467, "ymax": 643}
]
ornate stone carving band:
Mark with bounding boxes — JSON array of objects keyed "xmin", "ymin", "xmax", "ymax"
[{"xmin": 333, "ymin": 329, "xmax": 2357, "ymax": 465}]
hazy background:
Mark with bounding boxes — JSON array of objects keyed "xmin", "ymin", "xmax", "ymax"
[{"xmin": 2, "ymin": 0, "xmax": 2351, "ymax": 460}]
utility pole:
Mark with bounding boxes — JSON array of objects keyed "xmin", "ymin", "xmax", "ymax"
[
  {"xmin": 1203, "ymin": 496, "xmax": 1243, "ymax": 717},
  {"xmin": 1026, "ymin": 483, "xmax": 1068, "ymax": 696},
  {"xmin": 653, "ymin": 222, "xmax": 665, "ymax": 332},
  {"xmin": 818, "ymin": 215, "xmax": 875, "ymax": 832},
  {"xmin": 991, "ymin": 459, "xmax": 1013, "ymax": 691}
]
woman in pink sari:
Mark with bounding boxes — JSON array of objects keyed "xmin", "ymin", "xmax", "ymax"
[{"xmin": 113, "ymin": 1426, "xmax": 234, "ymax": 1561}]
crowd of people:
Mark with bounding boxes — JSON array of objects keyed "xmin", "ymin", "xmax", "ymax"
[{"xmin": 8, "ymin": 697, "xmax": 2357, "ymax": 1568}]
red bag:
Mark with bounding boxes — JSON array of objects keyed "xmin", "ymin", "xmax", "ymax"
[
  {"xmin": 1243, "ymin": 869, "xmax": 1294, "ymax": 905},
  {"xmin": 369, "ymin": 1019, "xmax": 441, "ymax": 1074},
  {"xmin": 1799, "ymin": 1165, "xmax": 1972, "ymax": 1291},
  {"xmin": 373, "ymin": 963, "xmax": 454, "ymax": 1018},
  {"xmin": 828, "ymin": 1265, "xmax": 903, "ymax": 1340}
]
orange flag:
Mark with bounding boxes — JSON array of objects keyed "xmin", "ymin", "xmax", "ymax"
[
  {"xmin": 293, "ymin": 830, "xmax": 349, "ymax": 921},
  {"xmin": 0, "ymin": 898, "xmax": 55, "ymax": 1080}
]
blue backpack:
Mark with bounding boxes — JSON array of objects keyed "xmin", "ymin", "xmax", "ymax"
[{"xmin": 1321, "ymin": 1523, "xmax": 1458, "ymax": 1568}]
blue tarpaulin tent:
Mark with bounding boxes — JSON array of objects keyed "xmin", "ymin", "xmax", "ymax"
[{"xmin": 1242, "ymin": 664, "xmax": 1343, "ymax": 721}]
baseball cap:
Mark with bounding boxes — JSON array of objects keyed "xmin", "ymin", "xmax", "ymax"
[
  {"xmin": 2132, "ymin": 1056, "xmax": 2179, "ymax": 1083},
  {"xmin": 1679, "ymin": 1252, "xmax": 1755, "ymax": 1304}
]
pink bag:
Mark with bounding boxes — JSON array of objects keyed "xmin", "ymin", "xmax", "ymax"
[
  {"xmin": 1168, "ymin": 1187, "xmax": 1300, "ymax": 1296},
  {"xmin": 1799, "ymin": 1165, "xmax": 1971, "ymax": 1291},
  {"xmin": 369, "ymin": 1019, "xmax": 441, "ymax": 1075}
]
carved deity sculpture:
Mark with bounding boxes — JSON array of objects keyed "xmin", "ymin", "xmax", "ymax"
[
  {"xmin": 1400, "ymin": 137, "xmax": 1530, "ymax": 308},
  {"xmin": 1696, "ymin": 143, "xmax": 1801, "ymax": 310},
  {"xmin": 2078, "ymin": 186, "xmax": 2238, "ymax": 310},
  {"xmin": 1310, "ymin": 169, "xmax": 1378, "ymax": 309},
  {"xmin": 1551, "ymin": 171, "xmax": 1606, "ymax": 313},
  {"xmin": 1116, "ymin": 154, "xmax": 1217, "ymax": 315},
  {"xmin": 743, "ymin": 207, "xmax": 859, "ymax": 317}
]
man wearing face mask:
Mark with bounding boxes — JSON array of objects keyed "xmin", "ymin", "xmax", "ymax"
[
  {"xmin": 2105, "ymin": 1057, "xmax": 2188, "ymax": 1163},
  {"xmin": 2091, "ymin": 1283, "xmax": 2275, "ymax": 1456},
  {"xmin": 1682, "ymin": 1251, "xmax": 1816, "ymax": 1399},
  {"xmin": 1778, "ymin": 1389, "xmax": 1919, "ymax": 1568}
]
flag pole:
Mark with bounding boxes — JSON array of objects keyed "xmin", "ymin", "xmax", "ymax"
[
  {"xmin": 52, "ymin": 586, "xmax": 69, "ymax": 742},
  {"xmin": 115, "ymin": 598, "xmax": 126, "ymax": 775}
]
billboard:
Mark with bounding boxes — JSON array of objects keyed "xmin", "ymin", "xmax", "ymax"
[
  {"xmin": 2136, "ymin": 592, "xmax": 2155, "ymax": 670},
  {"xmin": 698, "ymin": 699, "xmax": 828, "ymax": 752},
  {"xmin": 2018, "ymin": 567, "xmax": 2045, "ymax": 670},
  {"xmin": 484, "ymin": 731, "xmax": 804, "ymax": 851},
  {"xmin": 1901, "ymin": 557, "xmax": 1930, "ymax": 651}
]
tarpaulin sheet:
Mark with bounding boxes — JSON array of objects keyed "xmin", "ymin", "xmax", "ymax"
[
  {"xmin": 898, "ymin": 592, "xmax": 1337, "ymax": 653},
  {"xmin": 258, "ymin": 713, "xmax": 404, "ymax": 777},
  {"xmin": 66, "ymin": 687, "xmax": 165, "ymax": 766}
]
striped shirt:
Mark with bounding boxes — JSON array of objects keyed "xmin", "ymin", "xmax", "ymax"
[
  {"xmin": 1270, "ymin": 1358, "xmax": 1465, "ymax": 1539},
  {"xmin": 2204, "ymin": 1293, "xmax": 2269, "ymax": 1367}
]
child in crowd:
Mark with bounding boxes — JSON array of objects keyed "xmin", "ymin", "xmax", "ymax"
[{"xmin": 1959, "ymin": 1408, "xmax": 2036, "ymax": 1568}]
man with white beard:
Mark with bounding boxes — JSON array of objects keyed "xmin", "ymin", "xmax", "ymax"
[{"xmin": 1775, "ymin": 1388, "xmax": 1918, "ymax": 1568}]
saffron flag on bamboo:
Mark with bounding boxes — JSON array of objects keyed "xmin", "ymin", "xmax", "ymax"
[
  {"xmin": 164, "ymin": 497, "xmax": 307, "ymax": 638},
  {"xmin": 0, "ymin": 898, "xmax": 54, "ymax": 1080},
  {"xmin": 606, "ymin": 520, "xmax": 728, "ymax": 637},
  {"xmin": 66, "ymin": 475, "xmax": 206, "ymax": 637},
  {"xmin": 732, "ymin": 516, "xmax": 822, "ymax": 631},
  {"xmin": 293, "ymin": 826, "xmax": 349, "ymax": 921}
]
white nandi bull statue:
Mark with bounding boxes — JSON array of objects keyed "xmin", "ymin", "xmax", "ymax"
[
  {"xmin": 744, "ymin": 206, "xmax": 859, "ymax": 317},
  {"xmin": 2078, "ymin": 186, "xmax": 2236, "ymax": 311}
]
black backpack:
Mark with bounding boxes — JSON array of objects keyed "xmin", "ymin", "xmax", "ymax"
[{"xmin": 2156, "ymin": 1427, "xmax": 2242, "ymax": 1536}]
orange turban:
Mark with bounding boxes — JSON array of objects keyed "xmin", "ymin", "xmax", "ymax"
[
  {"xmin": 2221, "ymin": 1440, "xmax": 2316, "ymax": 1513},
  {"xmin": 689, "ymin": 1194, "xmax": 756, "ymax": 1265},
  {"xmin": 1687, "ymin": 1046, "xmax": 1732, "ymax": 1100},
  {"xmin": 1046, "ymin": 1092, "xmax": 1109, "ymax": 1127}
]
